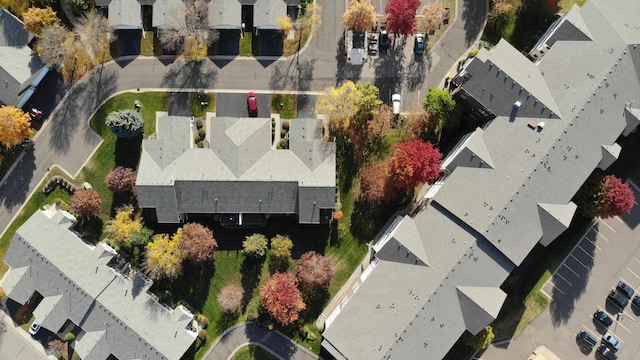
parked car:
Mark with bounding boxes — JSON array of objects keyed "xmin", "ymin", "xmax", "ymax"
[
  {"xmin": 29, "ymin": 320, "xmax": 41, "ymax": 335},
  {"xmin": 616, "ymin": 280, "xmax": 634, "ymax": 299},
  {"xmin": 25, "ymin": 104, "xmax": 43, "ymax": 121},
  {"xmin": 392, "ymin": 94, "xmax": 401, "ymax": 115},
  {"xmin": 594, "ymin": 309, "xmax": 613, "ymax": 327},
  {"xmin": 576, "ymin": 330, "xmax": 597, "ymax": 347},
  {"xmin": 596, "ymin": 344, "xmax": 617, "ymax": 360},
  {"xmin": 632, "ymin": 295, "xmax": 640, "ymax": 308},
  {"xmin": 247, "ymin": 91, "xmax": 258, "ymax": 117},
  {"xmin": 602, "ymin": 331, "xmax": 621, "ymax": 351},
  {"xmin": 414, "ymin": 33, "xmax": 425, "ymax": 55},
  {"xmin": 607, "ymin": 290, "xmax": 629, "ymax": 309},
  {"xmin": 379, "ymin": 30, "xmax": 389, "ymax": 53}
]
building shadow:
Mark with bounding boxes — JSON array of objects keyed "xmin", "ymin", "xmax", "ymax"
[
  {"xmin": 373, "ymin": 36, "xmax": 405, "ymax": 104},
  {"xmin": 0, "ymin": 150, "xmax": 35, "ymax": 209},
  {"xmin": 405, "ymin": 54, "xmax": 430, "ymax": 92}
]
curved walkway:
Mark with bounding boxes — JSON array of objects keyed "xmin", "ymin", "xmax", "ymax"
[{"xmin": 205, "ymin": 322, "xmax": 320, "ymax": 360}]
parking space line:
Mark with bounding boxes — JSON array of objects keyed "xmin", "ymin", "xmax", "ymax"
[
  {"xmin": 580, "ymin": 325, "xmax": 599, "ymax": 337},
  {"xmin": 572, "ymin": 249, "xmax": 593, "ymax": 265},
  {"xmin": 581, "ymin": 236, "xmax": 601, "ymax": 250},
  {"xmin": 599, "ymin": 220, "xmax": 616, "ymax": 233},
  {"xmin": 615, "ymin": 217, "xmax": 624, "ymax": 224},
  {"xmin": 555, "ymin": 273, "xmax": 573, "ymax": 286},
  {"xmin": 596, "ymin": 230, "xmax": 610, "ymax": 242},
  {"xmin": 577, "ymin": 244, "xmax": 596, "ymax": 258},
  {"xmin": 562, "ymin": 263, "xmax": 580, "ymax": 277},
  {"xmin": 545, "ymin": 282, "xmax": 565, "ymax": 296},
  {"xmin": 613, "ymin": 319, "xmax": 631, "ymax": 335},
  {"xmin": 626, "ymin": 267, "xmax": 640, "ymax": 280}
]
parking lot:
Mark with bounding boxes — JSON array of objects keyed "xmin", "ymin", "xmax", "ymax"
[{"xmin": 479, "ymin": 182, "xmax": 640, "ymax": 360}]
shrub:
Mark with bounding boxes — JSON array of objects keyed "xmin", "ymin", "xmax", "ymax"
[
  {"xmin": 196, "ymin": 119, "xmax": 203, "ymax": 129},
  {"xmin": 243, "ymin": 233, "xmax": 269, "ymax": 258},
  {"xmin": 196, "ymin": 314, "xmax": 209, "ymax": 328},
  {"xmin": 468, "ymin": 49, "xmax": 479, "ymax": 58},
  {"xmin": 105, "ymin": 109, "xmax": 144, "ymax": 139},
  {"xmin": 282, "ymin": 121, "xmax": 290, "ymax": 130},
  {"xmin": 296, "ymin": 251, "xmax": 334, "ymax": 291},
  {"xmin": 197, "ymin": 329, "xmax": 207, "ymax": 341},
  {"xmin": 278, "ymin": 139, "xmax": 289, "ymax": 149},
  {"xmin": 198, "ymin": 128, "xmax": 206, "ymax": 137},
  {"xmin": 197, "ymin": 142, "xmax": 204, "ymax": 148},
  {"xmin": 67, "ymin": 0, "xmax": 89, "ymax": 16},
  {"xmin": 217, "ymin": 284, "xmax": 244, "ymax": 314},
  {"xmin": 104, "ymin": 166, "xmax": 137, "ymax": 193},
  {"xmin": 64, "ymin": 333, "xmax": 76, "ymax": 342},
  {"xmin": 194, "ymin": 134, "xmax": 201, "ymax": 143}
]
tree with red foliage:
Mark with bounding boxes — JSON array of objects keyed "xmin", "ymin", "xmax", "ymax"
[
  {"xmin": 70, "ymin": 189, "xmax": 102, "ymax": 218},
  {"xmin": 384, "ymin": 0, "xmax": 420, "ymax": 37},
  {"xmin": 105, "ymin": 166, "xmax": 137, "ymax": 193},
  {"xmin": 259, "ymin": 272, "xmax": 306, "ymax": 326},
  {"xmin": 296, "ymin": 251, "xmax": 334, "ymax": 291},
  {"xmin": 577, "ymin": 174, "xmax": 635, "ymax": 219},
  {"xmin": 388, "ymin": 140, "xmax": 442, "ymax": 191},
  {"xmin": 359, "ymin": 163, "xmax": 396, "ymax": 204},
  {"xmin": 179, "ymin": 223, "xmax": 217, "ymax": 264}
]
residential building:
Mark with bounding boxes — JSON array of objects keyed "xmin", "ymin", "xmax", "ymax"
[
  {"xmin": 321, "ymin": 0, "xmax": 640, "ymax": 359},
  {"xmin": 2, "ymin": 207, "xmax": 197, "ymax": 360},
  {"xmin": 0, "ymin": 8, "xmax": 50, "ymax": 108},
  {"xmin": 136, "ymin": 115, "xmax": 336, "ymax": 225}
]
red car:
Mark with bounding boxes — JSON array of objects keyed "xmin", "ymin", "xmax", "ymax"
[
  {"xmin": 25, "ymin": 104, "xmax": 43, "ymax": 121},
  {"xmin": 247, "ymin": 91, "xmax": 258, "ymax": 117}
]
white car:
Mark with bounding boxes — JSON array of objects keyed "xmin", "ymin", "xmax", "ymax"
[
  {"xmin": 392, "ymin": 94, "xmax": 401, "ymax": 115},
  {"xmin": 29, "ymin": 320, "xmax": 41, "ymax": 335},
  {"xmin": 602, "ymin": 331, "xmax": 621, "ymax": 351}
]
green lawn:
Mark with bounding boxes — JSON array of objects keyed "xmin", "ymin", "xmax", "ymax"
[
  {"xmin": 230, "ymin": 345, "xmax": 279, "ymax": 360},
  {"xmin": 240, "ymin": 33, "xmax": 253, "ymax": 56},
  {"xmin": 190, "ymin": 92, "xmax": 217, "ymax": 118},
  {"xmin": 270, "ymin": 94, "xmax": 297, "ymax": 119},
  {"xmin": 141, "ymin": 31, "xmax": 155, "ymax": 56}
]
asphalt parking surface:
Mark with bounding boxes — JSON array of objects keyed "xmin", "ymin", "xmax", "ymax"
[
  {"xmin": 479, "ymin": 182, "xmax": 640, "ymax": 360},
  {"xmin": 216, "ymin": 92, "xmax": 271, "ymax": 118}
]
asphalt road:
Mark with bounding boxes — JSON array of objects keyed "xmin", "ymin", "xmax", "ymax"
[
  {"xmin": 478, "ymin": 183, "xmax": 640, "ymax": 360},
  {"xmin": 205, "ymin": 322, "xmax": 319, "ymax": 360}
]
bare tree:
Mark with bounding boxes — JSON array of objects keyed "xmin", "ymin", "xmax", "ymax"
[
  {"xmin": 75, "ymin": 11, "xmax": 114, "ymax": 63},
  {"xmin": 158, "ymin": 0, "xmax": 219, "ymax": 60},
  {"xmin": 37, "ymin": 24, "xmax": 73, "ymax": 69},
  {"xmin": 418, "ymin": 2, "xmax": 445, "ymax": 34}
]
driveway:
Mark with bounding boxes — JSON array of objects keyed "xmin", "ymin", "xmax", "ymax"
[
  {"xmin": 216, "ymin": 92, "xmax": 271, "ymax": 118},
  {"xmin": 205, "ymin": 322, "xmax": 319, "ymax": 360},
  {"xmin": 478, "ymin": 182, "xmax": 640, "ymax": 360}
]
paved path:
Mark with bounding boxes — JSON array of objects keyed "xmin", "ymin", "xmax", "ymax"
[{"xmin": 205, "ymin": 322, "xmax": 320, "ymax": 360}]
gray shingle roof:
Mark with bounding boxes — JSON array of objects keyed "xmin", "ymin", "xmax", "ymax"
[
  {"xmin": 2, "ymin": 210, "xmax": 197, "ymax": 360},
  {"xmin": 208, "ymin": 0, "xmax": 241, "ymax": 29},
  {"xmin": 153, "ymin": 0, "xmax": 186, "ymax": 28},
  {"xmin": 102, "ymin": 0, "xmax": 142, "ymax": 28},
  {"xmin": 0, "ymin": 8, "xmax": 47, "ymax": 106},
  {"xmin": 323, "ymin": 0, "xmax": 640, "ymax": 358},
  {"xmin": 254, "ymin": 0, "xmax": 287, "ymax": 29},
  {"xmin": 137, "ymin": 116, "xmax": 336, "ymax": 223}
]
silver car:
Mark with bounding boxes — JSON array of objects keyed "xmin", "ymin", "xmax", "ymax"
[{"xmin": 602, "ymin": 331, "xmax": 621, "ymax": 351}]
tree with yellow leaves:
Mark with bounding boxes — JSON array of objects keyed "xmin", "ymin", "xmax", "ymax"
[
  {"xmin": 0, "ymin": 106, "xmax": 32, "ymax": 147},
  {"xmin": 277, "ymin": 15, "xmax": 292, "ymax": 36},
  {"xmin": 317, "ymin": 80, "xmax": 362, "ymax": 132},
  {"xmin": 299, "ymin": 2, "xmax": 322, "ymax": 37},
  {"xmin": 143, "ymin": 231, "xmax": 184, "ymax": 280},
  {"xmin": 105, "ymin": 205, "xmax": 143, "ymax": 249},
  {"xmin": 22, "ymin": 7, "xmax": 59, "ymax": 34},
  {"xmin": 342, "ymin": 0, "xmax": 377, "ymax": 33}
]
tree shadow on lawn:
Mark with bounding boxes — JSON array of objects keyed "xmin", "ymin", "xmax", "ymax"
[
  {"xmin": 110, "ymin": 191, "xmax": 136, "ymax": 218},
  {"xmin": 151, "ymin": 261, "xmax": 215, "ymax": 311},
  {"xmin": 301, "ymin": 288, "xmax": 330, "ymax": 322},
  {"xmin": 351, "ymin": 194, "xmax": 411, "ymax": 242},
  {"xmin": 114, "ymin": 136, "xmax": 143, "ymax": 170},
  {"xmin": 241, "ymin": 257, "xmax": 264, "ymax": 309}
]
